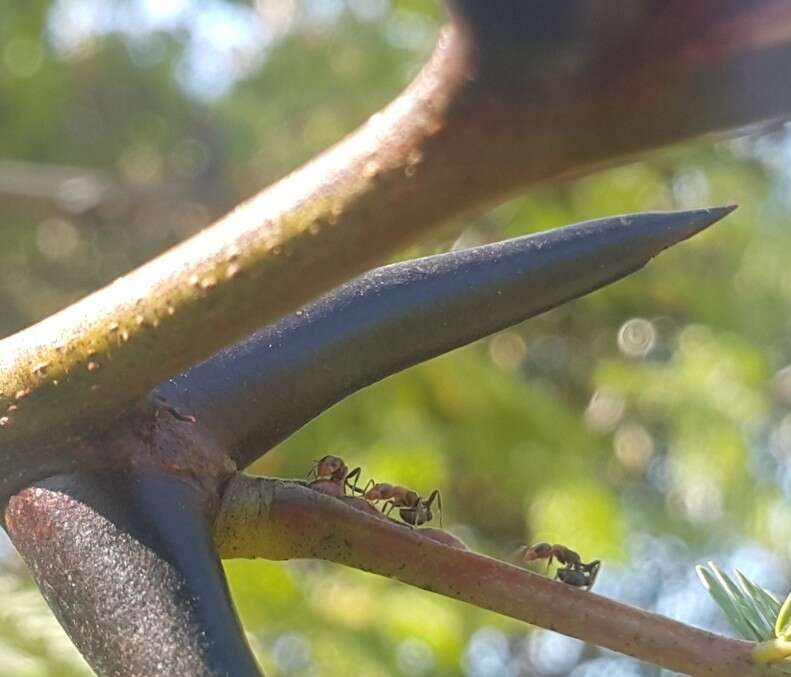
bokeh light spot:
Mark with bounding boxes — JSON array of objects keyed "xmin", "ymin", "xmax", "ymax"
[{"xmin": 617, "ymin": 317, "xmax": 656, "ymax": 358}]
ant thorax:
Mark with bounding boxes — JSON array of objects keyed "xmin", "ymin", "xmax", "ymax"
[{"xmin": 308, "ymin": 478, "xmax": 345, "ymax": 498}]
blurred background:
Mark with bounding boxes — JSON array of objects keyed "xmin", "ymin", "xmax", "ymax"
[{"xmin": 2, "ymin": 1, "xmax": 791, "ymax": 675}]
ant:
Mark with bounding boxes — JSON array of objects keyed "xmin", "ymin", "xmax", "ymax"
[
  {"xmin": 513, "ymin": 542, "xmax": 582, "ymax": 570},
  {"xmin": 362, "ymin": 482, "xmax": 442, "ymax": 526},
  {"xmin": 307, "ymin": 455, "xmax": 362, "ymax": 498},
  {"xmin": 556, "ymin": 560, "xmax": 601, "ymax": 591},
  {"xmin": 513, "ymin": 542, "xmax": 601, "ymax": 591}
]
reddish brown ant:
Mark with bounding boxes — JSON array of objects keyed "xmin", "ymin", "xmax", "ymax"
[
  {"xmin": 307, "ymin": 455, "xmax": 362, "ymax": 497},
  {"xmin": 363, "ymin": 482, "xmax": 442, "ymax": 526},
  {"xmin": 513, "ymin": 542, "xmax": 601, "ymax": 591},
  {"xmin": 513, "ymin": 542, "xmax": 581, "ymax": 570}
]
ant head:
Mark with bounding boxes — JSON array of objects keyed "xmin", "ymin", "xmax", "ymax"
[
  {"xmin": 527, "ymin": 542, "xmax": 553, "ymax": 559},
  {"xmin": 399, "ymin": 505, "xmax": 430, "ymax": 526},
  {"xmin": 317, "ymin": 455, "xmax": 346, "ymax": 475},
  {"xmin": 557, "ymin": 567, "xmax": 587, "ymax": 587},
  {"xmin": 585, "ymin": 560, "xmax": 601, "ymax": 589},
  {"xmin": 399, "ymin": 507, "xmax": 417, "ymax": 525}
]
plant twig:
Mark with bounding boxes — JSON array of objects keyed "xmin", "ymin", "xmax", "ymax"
[
  {"xmin": 755, "ymin": 640, "xmax": 791, "ymax": 666},
  {"xmin": 214, "ymin": 474, "xmax": 770, "ymax": 677},
  {"xmin": 0, "ymin": 26, "xmax": 470, "ymax": 494},
  {"xmin": 3, "ymin": 3, "xmax": 791, "ymax": 496}
]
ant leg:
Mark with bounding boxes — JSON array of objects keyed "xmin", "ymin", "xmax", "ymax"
[
  {"xmin": 306, "ymin": 461, "xmax": 319, "ymax": 480},
  {"xmin": 425, "ymin": 490, "xmax": 442, "ymax": 527},
  {"xmin": 362, "ymin": 478, "xmax": 376, "ymax": 496},
  {"xmin": 584, "ymin": 561, "xmax": 601, "ymax": 591},
  {"xmin": 345, "ymin": 467, "xmax": 362, "ymax": 495},
  {"xmin": 382, "ymin": 500, "xmax": 396, "ymax": 517}
]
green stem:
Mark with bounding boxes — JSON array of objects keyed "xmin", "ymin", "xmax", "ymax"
[{"xmin": 754, "ymin": 639, "xmax": 791, "ymax": 665}]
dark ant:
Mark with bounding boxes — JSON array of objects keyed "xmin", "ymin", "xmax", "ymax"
[
  {"xmin": 363, "ymin": 482, "xmax": 442, "ymax": 526},
  {"xmin": 555, "ymin": 560, "xmax": 601, "ymax": 591},
  {"xmin": 513, "ymin": 542, "xmax": 601, "ymax": 591},
  {"xmin": 307, "ymin": 455, "xmax": 362, "ymax": 498}
]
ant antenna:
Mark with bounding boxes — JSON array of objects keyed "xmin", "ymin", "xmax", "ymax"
[{"xmin": 426, "ymin": 490, "xmax": 442, "ymax": 527}]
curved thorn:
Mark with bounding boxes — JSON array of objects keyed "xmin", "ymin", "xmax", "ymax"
[
  {"xmin": 160, "ymin": 207, "xmax": 735, "ymax": 467},
  {"xmin": 3, "ymin": 471, "xmax": 261, "ymax": 677}
]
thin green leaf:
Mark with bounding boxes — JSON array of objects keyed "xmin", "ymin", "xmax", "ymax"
[
  {"xmin": 708, "ymin": 563, "xmax": 769, "ymax": 640},
  {"xmin": 735, "ymin": 569, "xmax": 781, "ymax": 633},
  {"xmin": 724, "ymin": 570, "xmax": 777, "ymax": 639},
  {"xmin": 736, "ymin": 570, "xmax": 781, "ymax": 613},
  {"xmin": 697, "ymin": 565, "xmax": 761, "ymax": 640},
  {"xmin": 776, "ymin": 592, "xmax": 791, "ymax": 640}
]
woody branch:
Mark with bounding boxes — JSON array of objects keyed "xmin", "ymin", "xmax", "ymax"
[
  {"xmin": 2, "ymin": 2, "xmax": 791, "ymax": 496},
  {"xmin": 214, "ymin": 475, "xmax": 769, "ymax": 677}
]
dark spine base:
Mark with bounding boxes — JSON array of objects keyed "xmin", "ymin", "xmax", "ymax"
[{"xmin": 4, "ymin": 471, "xmax": 261, "ymax": 677}]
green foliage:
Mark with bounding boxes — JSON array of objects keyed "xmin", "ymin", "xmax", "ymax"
[
  {"xmin": 2, "ymin": 1, "xmax": 791, "ymax": 675},
  {"xmin": 698, "ymin": 562, "xmax": 791, "ymax": 672},
  {"xmin": 697, "ymin": 562, "xmax": 780, "ymax": 642},
  {"xmin": 0, "ymin": 575, "xmax": 89, "ymax": 676}
]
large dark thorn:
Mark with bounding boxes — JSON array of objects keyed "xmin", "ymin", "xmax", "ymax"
[
  {"xmin": 3, "ymin": 472, "xmax": 260, "ymax": 677},
  {"xmin": 447, "ymin": 1, "xmax": 634, "ymax": 84},
  {"xmin": 159, "ymin": 207, "xmax": 734, "ymax": 468}
]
